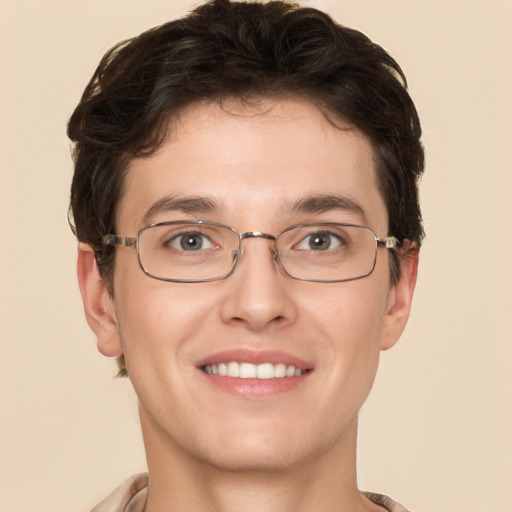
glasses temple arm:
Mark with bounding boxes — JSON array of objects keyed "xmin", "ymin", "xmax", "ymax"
[
  {"xmin": 103, "ymin": 234, "xmax": 137, "ymax": 248},
  {"xmin": 376, "ymin": 236, "xmax": 400, "ymax": 249}
]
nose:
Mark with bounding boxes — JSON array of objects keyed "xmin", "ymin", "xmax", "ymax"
[{"xmin": 219, "ymin": 237, "xmax": 298, "ymax": 332}]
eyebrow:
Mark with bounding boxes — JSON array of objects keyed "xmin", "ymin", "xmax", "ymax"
[
  {"xmin": 142, "ymin": 195, "xmax": 220, "ymax": 225},
  {"xmin": 141, "ymin": 193, "xmax": 368, "ymax": 226},
  {"xmin": 288, "ymin": 194, "xmax": 368, "ymax": 224}
]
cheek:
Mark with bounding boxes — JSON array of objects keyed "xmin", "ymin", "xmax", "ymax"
[
  {"xmin": 112, "ymin": 261, "xmax": 213, "ymax": 372},
  {"xmin": 113, "ymin": 280, "xmax": 219, "ymax": 426},
  {"xmin": 118, "ymin": 289, "xmax": 206, "ymax": 344},
  {"xmin": 329, "ymin": 298, "xmax": 383, "ymax": 381},
  {"xmin": 306, "ymin": 278, "xmax": 388, "ymax": 345},
  {"xmin": 305, "ymin": 281, "xmax": 389, "ymax": 387}
]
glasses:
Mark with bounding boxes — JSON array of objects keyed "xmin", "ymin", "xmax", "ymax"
[{"xmin": 103, "ymin": 220, "xmax": 398, "ymax": 283}]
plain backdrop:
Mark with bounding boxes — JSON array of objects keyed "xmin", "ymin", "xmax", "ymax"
[{"xmin": 1, "ymin": 1, "xmax": 511, "ymax": 511}]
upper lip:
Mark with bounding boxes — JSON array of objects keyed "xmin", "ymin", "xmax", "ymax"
[{"xmin": 196, "ymin": 349, "xmax": 313, "ymax": 370}]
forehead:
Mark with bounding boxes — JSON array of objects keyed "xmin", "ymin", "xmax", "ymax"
[{"xmin": 117, "ymin": 98, "xmax": 387, "ymax": 232}]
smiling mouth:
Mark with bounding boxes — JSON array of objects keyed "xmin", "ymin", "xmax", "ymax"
[{"xmin": 202, "ymin": 362, "xmax": 308, "ymax": 379}]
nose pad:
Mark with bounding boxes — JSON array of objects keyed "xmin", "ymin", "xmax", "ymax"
[
  {"xmin": 230, "ymin": 231, "xmax": 280, "ymax": 276},
  {"xmin": 233, "ymin": 240, "xmax": 280, "ymax": 275}
]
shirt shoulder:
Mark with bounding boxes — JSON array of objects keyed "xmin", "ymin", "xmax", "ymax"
[
  {"xmin": 90, "ymin": 475, "xmax": 410, "ymax": 512},
  {"xmin": 90, "ymin": 473, "xmax": 148, "ymax": 512},
  {"xmin": 362, "ymin": 491, "xmax": 412, "ymax": 512}
]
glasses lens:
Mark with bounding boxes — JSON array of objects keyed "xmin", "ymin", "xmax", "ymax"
[
  {"xmin": 277, "ymin": 224, "xmax": 377, "ymax": 282},
  {"xmin": 138, "ymin": 222, "xmax": 240, "ymax": 282}
]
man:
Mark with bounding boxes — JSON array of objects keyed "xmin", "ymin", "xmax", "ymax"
[{"xmin": 68, "ymin": 0, "xmax": 424, "ymax": 510}]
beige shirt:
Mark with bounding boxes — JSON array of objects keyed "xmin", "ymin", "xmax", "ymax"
[{"xmin": 90, "ymin": 473, "xmax": 411, "ymax": 512}]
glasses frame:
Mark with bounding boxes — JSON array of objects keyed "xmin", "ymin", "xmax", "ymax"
[{"xmin": 103, "ymin": 220, "xmax": 399, "ymax": 283}]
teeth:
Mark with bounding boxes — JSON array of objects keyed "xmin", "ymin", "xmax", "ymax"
[
  {"xmin": 203, "ymin": 362, "xmax": 305, "ymax": 379},
  {"xmin": 227, "ymin": 361, "xmax": 239, "ymax": 377},
  {"xmin": 240, "ymin": 362, "xmax": 256, "ymax": 378},
  {"xmin": 274, "ymin": 363, "xmax": 286, "ymax": 378}
]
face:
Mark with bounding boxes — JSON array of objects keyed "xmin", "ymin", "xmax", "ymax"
[{"xmin": 79, "ymin": 98, "xmax": 417, "ymax": 473}]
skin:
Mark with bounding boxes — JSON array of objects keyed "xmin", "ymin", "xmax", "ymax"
[{"xmin": 78, "ymin": 98, "xmax": 418, "ymax": 512}]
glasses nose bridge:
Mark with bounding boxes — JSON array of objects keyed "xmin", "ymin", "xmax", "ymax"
[
  {"xmin": 238, "ymin": 230, "xmax": 278, "ymax": 261},
  {"xmin": 240, "ymin": 231, "xmax": 277, "ymax": 242}
]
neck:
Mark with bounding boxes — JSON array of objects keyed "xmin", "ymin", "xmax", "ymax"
[{"xmin": 140, "ymin": 412, "xmax": 381, "ymax": 512}]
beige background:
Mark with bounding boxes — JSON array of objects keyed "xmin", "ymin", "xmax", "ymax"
[{"xmin": 1, "ymin": 1, "xmax": 511, "ymax": 511}]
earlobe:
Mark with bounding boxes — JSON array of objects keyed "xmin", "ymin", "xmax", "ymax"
[
  {"xmin": 77, "ymin": 243, "xmax": 123, "ymax": 357},
  {"xmin": 381, "ymin": 246, "xmax": 419, "ymax": 350}
]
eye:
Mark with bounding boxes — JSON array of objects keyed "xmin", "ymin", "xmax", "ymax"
[
  {"xmin": 295, "ymin": 231, "xmax": 342, "ymax": 251},
  {"xmin": 167, "ymin": 231, "xmax": 214, "ymax": 251}
]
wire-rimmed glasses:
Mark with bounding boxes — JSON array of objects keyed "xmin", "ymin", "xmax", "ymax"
[{"xmin": 103, "ymin": 220, "xmax": 398, "ymax": 283}]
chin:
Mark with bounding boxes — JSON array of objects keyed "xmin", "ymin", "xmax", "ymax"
[
  {"xmin": 202, "ymin": 443, "xmax": 305, "ymax": 473},
  {"xmin": 194, "ymin": 421, "xmax": 329, "ymax": 474}
]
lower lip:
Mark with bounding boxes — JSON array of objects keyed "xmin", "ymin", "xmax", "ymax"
[{"xmin": 200, "ymin": 371, "xmax": 311, "ymax": 399}]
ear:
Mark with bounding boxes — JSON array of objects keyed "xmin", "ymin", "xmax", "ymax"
[
  {"xmin": 77, "ymin": 243, "xmax": 123, "ymax": 357},
  {"xmin": 381, "ymin": 246, "xmax": 419, "ymax": 350}
]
